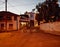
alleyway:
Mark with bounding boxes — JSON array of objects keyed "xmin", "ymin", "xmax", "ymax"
[{"xmin": 0, "ymin": 29, "xmax": 60, "ymax": 47}]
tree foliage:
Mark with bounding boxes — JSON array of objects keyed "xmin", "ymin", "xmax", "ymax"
[{"xmin": 36, "ymin": 0, "xmax": 59, "ymax": 22}]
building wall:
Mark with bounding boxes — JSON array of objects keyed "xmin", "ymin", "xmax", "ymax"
[
  {"xmin": 0, "ymin": 22, "xmax": 6, "ymax": 31},
  {"xmin": 34, "ymin": 13, "xmax": 37, "ymax": 26},
  {"xmin": 17, "ymin": 16, "xmax": 20, "ymax": 30},
  {"xmin": 7, "ymin": 16, "xmax": 20, "ymax": 31},
  {"xmin": 7, "ymin": 21, "xmax": 17, "ymax": 31},
  {"xmin": 0, "ymin": 16, "xmax": 20, "ymax": 31},
  {"xmin": 26, "ymin": 12, "xmax": 37, "ymax": 27}
]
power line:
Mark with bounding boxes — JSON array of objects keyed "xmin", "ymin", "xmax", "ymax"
[
  {"xmin": 0, "ymin": 0, "xmax": 20, "ymax": 11},
  {"xmin": 0, "ymin": 0, "xmax": 36, "ymax": 13},
  {"xmin": 0, "ymin": 0, "xmax": 5, "ymax": 3},
  {"xmin": 7, "ymin": 3, "xmax": 20, "ymax": 11},
  {"xmin": 0, "ymin": 0, "xmax": 5, "ymax": 10},
  {"xmin": 0, "ymin": 0, "xmax": 5, "ymax": 5}
]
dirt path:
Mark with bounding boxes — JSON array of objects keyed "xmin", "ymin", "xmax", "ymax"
[{"xmin": 0, "ymin": 30, "xmax": 60, "ymax": 47}]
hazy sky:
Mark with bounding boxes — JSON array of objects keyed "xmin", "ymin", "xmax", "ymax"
[{"xmin": 0, "ymin": 0, "xmax": 45, "ymax": 14}]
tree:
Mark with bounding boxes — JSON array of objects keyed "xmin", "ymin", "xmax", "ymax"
[
  {"xmin": 46, "ymin": 0, "xmax": 59, "ymax": 22},
  {"xmin": 36, "ymin": 3, "xmax": 43, "ymax": 25},
  {"xmin": 36, "ymin": 2, "xmax": 50, "ymax": 23}
]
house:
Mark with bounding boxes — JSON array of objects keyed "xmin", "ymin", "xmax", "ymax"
[
  {"xmin": 24, "ymin": 12, "xmax": 37, "ymax": 26},
  {"xmin": 20, "ymin": 14, "xmax": 29, "ymax": 26},
  {"xmin": 0, "ymin": 11, "xmax": 20, "ymax": 31}
]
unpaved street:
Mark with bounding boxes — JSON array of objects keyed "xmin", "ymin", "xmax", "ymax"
[{"xmin": 0, "ymin": 30, "xmax": 60, "ymax": 47}]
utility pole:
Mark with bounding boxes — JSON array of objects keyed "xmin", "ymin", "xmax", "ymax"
[
  {"xmin": 5, "ymin": 0, "xmax": 7, "ymax": 31},
  {"xmin": 5, "ymin": 0, "xmax": 7, "ymax": 11}
]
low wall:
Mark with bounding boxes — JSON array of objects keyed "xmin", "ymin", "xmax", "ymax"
[{"xmin": 40, "ymin": 22, "xmax": 60, "ymax": 35}]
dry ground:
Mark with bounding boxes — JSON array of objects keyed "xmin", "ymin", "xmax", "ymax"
[{"xmin": 0, "ymin": 29, "xmax": 60, "ymax": 47}]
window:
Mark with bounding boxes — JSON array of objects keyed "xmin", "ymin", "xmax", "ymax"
[
  {"xmin": 0, "ymin": 16, "xmax": 4, "ymax": 20},
  {"xmin": 9, "ymin": 24, "xmax": 13, "ymax": 29},
  {"xmin": 6, "ymin": 16, "xmax": 12, "ymax": 20},
  {"xmin": 14, "ymin": 16, "xmax": 17, "ymax": 20},
  {"xmin": 1, "ymin": 24, "xmax": 4, "ymax": 29}
]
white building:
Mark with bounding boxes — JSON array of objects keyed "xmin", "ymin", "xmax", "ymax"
[{"xmin": 25, "ymin": 12, "xmax": 37, "ymax": 26}]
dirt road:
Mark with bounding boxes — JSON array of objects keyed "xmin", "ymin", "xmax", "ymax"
[{"xmin": 0, "ymin": 30, "xmax": 60, "ymax": 47}]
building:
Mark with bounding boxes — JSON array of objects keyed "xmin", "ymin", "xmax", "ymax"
[
  {"xmin": 0, "ymin": 11, "xmax": 20, "ymax": 31},
  {"xmin": 24, "ymin": 12, "xmax": 37, "ymax": 26},
  {"xmin": 20, "ymin": 14, "xmax": 29, "ymax": 26}
]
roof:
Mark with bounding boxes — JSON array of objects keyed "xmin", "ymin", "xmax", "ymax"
[
  {"xmin": 0, "ymin": 11, "xmax": 20, "ymax": 16},
  {"xmin": 20, "ymin": 14, "xmax": 29, "ymax": 18},
  {"xmin": 26, "ymin": 12, "xmax": 35, "ymax": 14}
]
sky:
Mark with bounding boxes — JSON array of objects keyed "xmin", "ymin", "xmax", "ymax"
[{"xmin": 0, "ymin": 0, "xmax": 45, "ymax": 14}]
